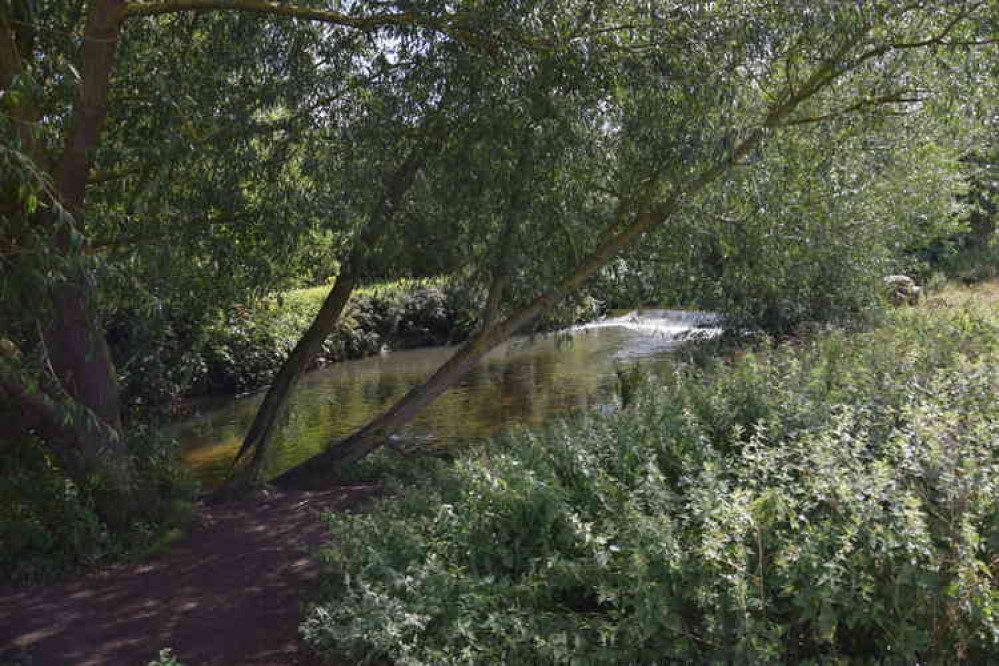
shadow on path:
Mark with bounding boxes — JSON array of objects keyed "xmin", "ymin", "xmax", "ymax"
[{"xmin": 0, "ymin": 485, "xmax": 380, "ymax": 666}]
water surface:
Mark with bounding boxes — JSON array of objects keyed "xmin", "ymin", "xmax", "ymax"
[{"xmin": 176, "ymin": 311, "xmax": 718, "ymax": 487}]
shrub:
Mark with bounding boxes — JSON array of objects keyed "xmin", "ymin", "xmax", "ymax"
[
  {"xmin": 0, "ymin": 427, "xmax": 196, "ymax": 584},
  {"xmin": 107, "ymin": 277, "xmax": 483, "ymax": 411},
  {"xmin": 192, "ymin": 278, "xmax": 479, "ymax": 397},
  {"xmin": 303, "ymin": 296, "xmax": 999, "ymax": 664}
]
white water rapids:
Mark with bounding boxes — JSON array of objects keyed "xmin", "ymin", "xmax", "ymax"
[{"xmin": 577, "ymin": 309, "xmax": 724, "ymax": 340}]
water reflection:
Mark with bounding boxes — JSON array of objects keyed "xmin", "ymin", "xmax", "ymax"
[{"xmin": 176, "ymin": 312, "xmax": 716, "ymax": 487}]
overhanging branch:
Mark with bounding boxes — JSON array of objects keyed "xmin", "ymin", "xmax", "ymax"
[
  {"xmin": 781, "ymin": 91, "xmax": 927, "ymax": 127},
  {"xmin": 121, "ymin": 0, "xmax": 445, "ymax": 30}
]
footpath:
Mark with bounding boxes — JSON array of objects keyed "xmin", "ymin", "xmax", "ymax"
[{"xmin": 0, "ymin": 485, "xmax": 380, "ymax": 666}]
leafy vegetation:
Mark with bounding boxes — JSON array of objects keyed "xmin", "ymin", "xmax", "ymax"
[
  {"xmin": 0, "ymin": 426, "xmax": 195, "ymax": 583},
  {"xmin": 112, "ymin": 278, "xmax": 479, "ymax": 412},
  {"xmin": 303, "ymin": 284, "xmax": 999, "ymax": 664},
  {"xmin": 615, "ymin": 116, "xmax": 976, "ymax": 334},
  {"xmin": 2, "ymin": 0, "xmax": 997, "ymax": 586}
]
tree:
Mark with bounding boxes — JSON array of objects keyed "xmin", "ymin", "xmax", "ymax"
[
  {"xmin": 0, "ymin": 0, "xmax": 479, "ymax": 525},
  {"xmin": 226, "ymin": 1, "xmax": 619, "ymax": 488},
  {"xmin": 619, "ymin": 90, "xmax": 981, "ymax": 332},
  {"xmin": 272, "ymin": 1, "xmax": 998, "ymax": 485}
]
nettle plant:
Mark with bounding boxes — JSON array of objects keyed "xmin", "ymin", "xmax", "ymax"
[{"xmin": 303, "ymin": 303, "xmax": 999, "ymax": 664}]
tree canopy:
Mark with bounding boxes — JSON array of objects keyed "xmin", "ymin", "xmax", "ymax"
[{"xmin": 2, "ymin": 0, "xmax": 997, "ymax": 530}]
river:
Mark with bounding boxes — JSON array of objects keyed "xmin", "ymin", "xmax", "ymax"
[{"xmin": 175, "ymin": 310, "xmax": 720, "ymax": 487}]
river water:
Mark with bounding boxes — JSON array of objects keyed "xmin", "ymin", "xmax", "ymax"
[{"xmin": 175, "ymin": 310, "xmax": 720, "ymax": 487}]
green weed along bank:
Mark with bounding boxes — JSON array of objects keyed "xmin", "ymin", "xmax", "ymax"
[
  {"xmin": 113, "ymin": 277, "xmax": 479, "ymax": 411},
  {"xmin": 303, "ymin": 291, "xmax": 999, "ymax": 664},
  {"xmin": 117, "ymin": 276, "xmax": 603, "ymax": 410}
]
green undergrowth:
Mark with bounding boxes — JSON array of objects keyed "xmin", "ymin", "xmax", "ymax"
[
  {"xmin": 0, "ymin": 425, "xmax": 196, "ymax": 584},
  {"xmin": 196, "ymin": 277, "xmax": 478, "ymax": 396},
  {"xmin": 303, "ymin": 284, "xmax": 999, "ymax": 664},
  {"xmin": 111, "ymin": 277, "xmax": 481, "ymax": 413}
]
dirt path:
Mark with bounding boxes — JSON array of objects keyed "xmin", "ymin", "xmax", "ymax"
[{"xmin": 0, "ymin": 485, "xmax": 380, "ymax": 666}]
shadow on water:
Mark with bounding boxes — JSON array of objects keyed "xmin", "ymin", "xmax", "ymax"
[{"xmin": 175, "ymin": 311, "xmax": 720, "ymax": 488}]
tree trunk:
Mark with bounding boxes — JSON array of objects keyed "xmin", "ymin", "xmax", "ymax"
[
  {"xmin": 222, "ymin": 272, "xmax": 357, "ymax": 493},
  {"xmin": 221, "ymin": 144, "xmax": 432, "ymax": 492},
  {"xmin": 268, "ymin": 249, "xmax": 611, "ymax": 488},
  {"xmin": 273, "ymin": 117, "xmax": 795, "ymax": 487},
  {"xmin": 24, "ymin": 0, "xmax": 141, "ymax": 525},
  {"xmin": 269, "ymin": 203, "xmax": 672, "ymax": 488}
]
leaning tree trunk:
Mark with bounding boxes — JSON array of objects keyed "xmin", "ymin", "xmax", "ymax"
[
  {"xmin": 222, "ymin": 145, "xmax": 432, "ymax": 493},
  {"xmin": 269, "ymin": 241, "xmax": 626, "ymax": 487},
  {"xmin": 271, "ymin": 196, "xmax": 679, "ymax": 489},
  {"xmin": 222, "ymin": 272, "xmax": 357, "ymax": 493},
  {"xmin": 272, "ymin": 75, "xmax": 839, "ymax": 488}
]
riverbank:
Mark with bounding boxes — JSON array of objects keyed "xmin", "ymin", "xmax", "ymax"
[
  {"xmin": 112, "ymin": 278, "xmax": 475, "ymax": 418},
  {"xmin": 117, "ymin": 278, "xmax": 604, "ymax": 419},
  {"xmin": 7, "ymin": 282, "xmax": 997, "ymax": 664},
  {"xmin": 301, "ymin": 280, "xmax": 999, "ymax": 664},
  {"xmin": 193, "ymin": 279, "xmax": 477, "ymax": 397}
]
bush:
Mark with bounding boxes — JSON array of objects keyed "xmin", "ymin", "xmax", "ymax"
[
  {"xmin": 303, "ymin": 294, "xmax": 999, "ymax": 664},
  {"xmin": 196, "ymin": 278, "xmax": 479, "ymax": 396},
  {"xmin": 0, "ymin": 427, "xmax": 196, "ymax": 584},
  {"xmin": 108, "ymin": 277, "xmax": 483, "ymax": 411}
]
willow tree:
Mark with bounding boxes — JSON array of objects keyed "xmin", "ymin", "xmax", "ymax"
[
  {"xmin": 611, "ymin": 63, "xmax": 989, "ymax": 332},
  {"xmin": 0, "ymin": 0, "xmax": 487, "ymax": 526},
  {"xmin": 226, "ymin": 0, "xmax": 620, "ymax": 489},
  {"xmin": 273, "ymin": 0, "xmax": 997, "ymax": 485}
]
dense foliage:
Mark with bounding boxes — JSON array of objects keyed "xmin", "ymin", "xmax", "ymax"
[
  {"xmin": 304, "ymin": 286, "xmax": 999, "ymax": 664},
  {"xmin": 2, "ymin": 0, "xmax": 997, "ymax": 578},
  {"xmin": 0, "ymin": 426, "xmax": 194, "ymax": 583},
  {"xmin": 109, "ymin": 279, "xmax": 477, "ymax": 411},
  {"xmin": 599, "ymin": 54, "xmax": 993, "ymax": 333}
]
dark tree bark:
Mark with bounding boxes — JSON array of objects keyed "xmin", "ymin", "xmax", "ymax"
[
  {"xmin": 221, "ymin": 272, "xmax": 357, "ymax": 493},
  {"xmin": 2, "ymin": 0, "xmax": 458, "ymax": 516}
]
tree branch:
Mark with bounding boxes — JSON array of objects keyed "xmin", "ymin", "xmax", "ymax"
[
  {"xmin": 781, "ymin": 91, "xmax": 927, "ymax": 127},
  {"xmin": 886, "ymin": 1, "xmax": 985, "ymax": 51},
  {"xmin": 121, "ymin": 0, "xmax": 443, "ymax": 30}
]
